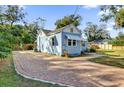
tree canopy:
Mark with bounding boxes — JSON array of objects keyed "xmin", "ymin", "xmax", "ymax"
[
  {"xmin": 0, "ymin": 5, "xmax": 26, "ymax": 27},
  {"xmin": 100, "ymin": 5, "xmax": 124, "ymax": 29},
  {"xmin": 116, "ymin": 32, "xmax": 124, "ymax": 40},
  {"xmin": 115, "ymin": 8, "xmax": 124, "ymax": 28},
  {"xmin": 55, "ymin": 14, "xmax": 82, "ymax": 29},
  {"xmin": 84, "ymin": 22, "xmax": 110, "ymax": 42},
  {"xmin": 0, "ymin": 5, "xmax": 46, "ymax": 59}
]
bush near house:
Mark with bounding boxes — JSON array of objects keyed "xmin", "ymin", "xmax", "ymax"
[
  {"xmin": 88, "ymin": 44, "xmax": 98, "ymax": 52},
  {"xmin": 90, "ymin": 44, "xmax": 100, "ymax": 49},
  {"xmin": 12, "ymin": 44, "xmax": 35, "ymax": 50},
  {"xmin": 23, "ymin": 44, "xmax": 34, "ymax": 50},
  {"xmin": 0, "ymin": 38, "xmax": 12, "ymax": 59},
  {"xmin": 89, "ymin": 48, "xmax": 96, "ymax": 52},
  {"xmin": 12, "ymin": 44, "xmax": 22, "ymax": 50}
]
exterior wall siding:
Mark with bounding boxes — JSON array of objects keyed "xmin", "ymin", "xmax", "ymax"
[
  {"xmin": 37, "ymin": 33, "xmax": 62, "ymax": 56},
  {"xmin": 37, "ymin": 25, "xmax": 88, "ymax": 56},
  {"xmin": 61, "ymin": 31, "xmax": 82, "ymax": 56},
  {"xmin": 62, "ymin": 25, "xmax": 81, "ymax": 34}
]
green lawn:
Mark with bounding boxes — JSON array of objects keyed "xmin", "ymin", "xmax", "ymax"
[
  {"xmin": 0, "ymin": 55, "xmax": 61, "ymax": 87},
  {"xmin": 89, "ymin": 50, "xmax": 124, "ymax": 68},
  {"xmin": 89, "ymin": 56, "xmax": 124, "ymax": 68},
  {"xmin": 97, "ymin": 50, "xmax": 124, "ymax": 57}
]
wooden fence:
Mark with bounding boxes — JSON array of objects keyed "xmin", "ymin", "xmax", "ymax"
[{"xmin": 96, "ymin": 44, "xmax": 124, "ymax": 50}]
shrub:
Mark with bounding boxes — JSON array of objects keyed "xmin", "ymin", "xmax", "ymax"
[
  {"xmin": 23, "ymin": 44, "xmax": 34, "ymax": 50},
  {"xmin": 0, "ymin": 51, "xmax": 9, "ymax": 59},
  {"xmin": 89, "ymin": 48, "xmax": 96, "ymax": 52},
  {"xmin": 90, "ymin": 44, "xmax": 100, "ymax": 49},
  {"xmin": 63, "ymin": 50, "xmax": 69, "ymax": 57},
  {"xmin": 108, "ymin": 40, "xmax": 124, "ymax": 46},
  {"xmin": 12, "ymin": 44, "xmax": 22, "ymax": 50},
  {"xmin": 0, "ymin": 39, "xmax": 11, "ymax": 59}
]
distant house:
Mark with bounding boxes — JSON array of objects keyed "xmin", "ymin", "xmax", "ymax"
[
  {"xmin": 37, "ymin": 24, "xmax": 88, "ymax": 56},
  {"xmin": 91, "ymin": 39, "xmax": 109, "ymax": 45}
]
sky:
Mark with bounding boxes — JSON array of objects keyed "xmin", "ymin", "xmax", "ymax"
[{"xmin": 23, "ymin": 5, "xmax": 124, "ymax": 38}]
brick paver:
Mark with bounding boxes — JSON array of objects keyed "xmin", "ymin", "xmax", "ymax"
[{"xmin": 13, "ymin": 51, "xmax": 124, "ymax": 87}]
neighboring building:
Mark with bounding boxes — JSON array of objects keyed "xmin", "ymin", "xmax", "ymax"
[
  {"xmin": 91, "ymin": 39, "xmax": 109, "ymax": 45},
  {"xmin": 37, "ymin": 24, "xmax": 88, "ymax": 56}
]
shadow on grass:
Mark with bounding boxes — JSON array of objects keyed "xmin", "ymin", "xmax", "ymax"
[{"xmin": 89, "ymin": 56, "xmax": 124, "ymax": 68}]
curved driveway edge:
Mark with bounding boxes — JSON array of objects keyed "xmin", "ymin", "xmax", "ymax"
[
  {"xmin": 13, "ymin": 51, "xmax": 124, "ymax": 87},
  {"xmin": 13, "ymin": 52, "xmax": 70, "ymax": 87},
  {"xmin": 13, "ymin": 59, "xmax": 69, "ymax": 87}
]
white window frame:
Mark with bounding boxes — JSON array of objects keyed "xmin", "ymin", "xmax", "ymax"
[
  {"xmin": 73, "ymin": 40, "xmax": 77, "ymax": 46},
  {"xmin": 67, "ymin": 39, "xmax": 77, "ymax": 47},
  {"xmin": 68, "ymin": 39, "xmax": 72, "ymax": 46},
  {"xmin": 51, "ymin": 37, "xmax": 55, "ymax": 46}
]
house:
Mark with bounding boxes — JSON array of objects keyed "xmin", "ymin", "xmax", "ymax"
[
  {"xmin": 91, "ymin": 39, "xmax": 109, "ymax": 45},
  {"xmin": 37, "ymin": 24, "xmax": 88, "ymax": 56}
]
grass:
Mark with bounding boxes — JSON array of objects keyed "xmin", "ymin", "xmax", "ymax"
[
  {"xmin": 0, "ymin": 55, "xmax": 62, "ymax": 87},
  {"xmin": 97, "ymin": 50, "xmax": 124, "ymax": 57},
  {"xmin": 89, "ymin": 56, "xmax": 124, "ymax": 68},
  {"xmin": 89, "ymin": 50, "xmax": 124, "ymax": 68}
]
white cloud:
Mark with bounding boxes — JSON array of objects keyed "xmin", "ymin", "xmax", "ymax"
[
  {"xmin": 97, "ymin": 9, "xmax": 109, "ymax": 16},
  {"xmin": 97, "ymin": 11, "xmax": 104, "ymax": 16},
  {"xmin": 109, "ymin": 21, "xmax": 115, "ymax": 26},
  {"xmin": 107, "ymin": 27, "xmax": 113, "ymax": 31},
  {"xmin": 83, "ymin": 5, "xmax": 98, "ymax": 9},
  {"xmin": 106, "ymin": 21, "xmax": 115, "ymax": 31}
]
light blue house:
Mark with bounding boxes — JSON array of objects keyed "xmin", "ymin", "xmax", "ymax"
[{"xmin": 37, "ymin": 24, "xmax": 88, "ymax": 56}]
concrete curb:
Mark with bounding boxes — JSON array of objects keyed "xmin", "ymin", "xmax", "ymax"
[{"xmin": 13, "ymin": 60, "xmax": 73, "ymax": 87}]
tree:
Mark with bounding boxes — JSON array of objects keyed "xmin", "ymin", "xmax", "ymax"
[
  {"xmin": 115, "ymin": 8, "xmax": 124, "ymax": 28},
  {"xmin": 100, "ymin": 5, "xmax": 124, "ymax": 29},
  {"xmin": 55, "ymin": 14, "xmax": 82, "ymax": 29},
  {"xmin": 100, "ymin": 5, "xmax": 122, "ymax": 22},
  {"xmin": 21, "ymin": 31, "xmax": 33, "ymax": 44},
  {"xmin": 5, "ymin": 5, "xmax": 26, "ymax": 27},
  {"xmin": 116, "ymin": 32, "xmax": 124, "ymax": 40},
  {"xmin": 26, "ymin": 23, "xmax": 39, "ymax": 42},
  {"xmin": 0, "ymin": 6, "xmax": 6, "ymax": 25},
  {"xmin": 84, "ymin": 22, "xmax": 110, "ymax": 42},
  {"xmin": 0, "ymin": 5, "xmax": 46, "ymax": 58},
  {"xmin": 0, "ymin": 32, "xmax": 12, "ymax": 59},
  {"xmin": 25, "ymin": 17, "xmax": 46, "ymax": 42},
  {"xmin": 0, "ymin": 5, "xmax": 30, "ymax": 59}
]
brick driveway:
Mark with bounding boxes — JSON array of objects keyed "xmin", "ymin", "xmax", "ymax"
[{"xmin": 13, "ymin": 51, "xmax": 124, "ymax": 87}]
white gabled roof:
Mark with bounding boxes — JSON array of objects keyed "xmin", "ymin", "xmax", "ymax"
[{"xmin": 38, "ymin": 24, "xmax": 81, "ymax": 36}]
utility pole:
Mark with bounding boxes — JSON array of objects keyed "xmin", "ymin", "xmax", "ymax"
[{"xmin": 73, "ymin": 5, "xmax": 81, "ymax": 18}]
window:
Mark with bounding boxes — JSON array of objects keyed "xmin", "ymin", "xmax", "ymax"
[
  {"xmin": 68, "ymin": 39, "xmax": 72, "ymax": 46},
  {"xmin": 52, "ymin": 37, "xmax": 55, "ymax": 46},
  {"xmin": 73, "ymin": 40, "xmax": 76, "ymax": 46},
  {"xmin": 68, "ymin": 39, "xmax": 77, "ymax": 46}
]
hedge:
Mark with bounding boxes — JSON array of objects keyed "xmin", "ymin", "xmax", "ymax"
[{"xmin": 108, "ymin": 40, "xmax": 124, "ymax": 46}]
